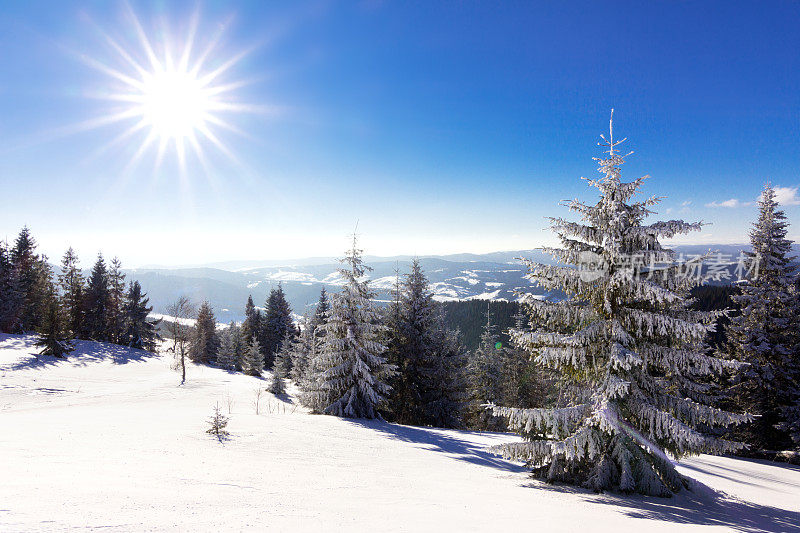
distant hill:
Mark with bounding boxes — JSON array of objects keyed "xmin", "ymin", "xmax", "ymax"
[{"xmin": 123, "ymin": 244, "xmax": 798, "ymax": 325}]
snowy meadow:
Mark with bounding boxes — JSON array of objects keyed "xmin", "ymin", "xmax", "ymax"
[{"xmin": 1, "ymin": 334, "xmax": 799, "ymax": 531}]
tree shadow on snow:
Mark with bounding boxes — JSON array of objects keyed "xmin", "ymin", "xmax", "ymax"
[
  {"xmin": 527, "ymin": 476, "xmax": 800, "ymax": 532},
  {"xmin": 1, "ymin": 335, "xmax": 158, "ymax": 371},
  {"xmin": 345, "ymin": 419, "xmax": 527, "ymax": 474}
]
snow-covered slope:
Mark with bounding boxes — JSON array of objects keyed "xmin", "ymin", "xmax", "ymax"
[{"xmin": 1, "ymin": 334, "xmax": 798, "ymax": 531}]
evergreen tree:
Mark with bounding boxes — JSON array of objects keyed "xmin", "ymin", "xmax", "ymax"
[
  {"xmin": 489, "ymin": 114, "xmax": 750, "ymax": 496},
  {"xmin": 263, "ymin": 284, "xmax": 295, "ymax": 369},
  {"xmin": 498, "ymin": 312, "xmax": 557, "ymax": 410},
  {"xmin": 423, "ymin": 316, "xmax": 467, "ymax": 428},
  {"xmin": 243, "ymin": 338, "xmax": 264, "ymax": 377},
  {"xmin": 466, "ymin": 313, "xmax": 505, "ymax": 430},
  {"xmin": 270, "ymin": 343, "xmax": 290, "ymax": 395},
  {"xmin": 84, "ymin": 254, "xmax": 110, "ymax": 341},
  {"xmin": 11, "ymin": 227, "xmax": 49, "ymax": 331},
  {"xmin": 728, "ymin": 184, "xmax": 800, "ymax": 451},
  {"xmin": 58, "ymin": 247, "xmax": 85, "ymax": 338},
  {"xmin": 189, "ymin": 301, "xmax": 220, "ymax": 364},
  {"xmin": 35, "ymin": 283, "xmax": 73, "ymax": 358},
  {"xmin": 387, "ymin": 259, "xmax": 464, "ymax": 427},
  {"xmin": 290, "ymin": 314, "xmax": 320, "ymax": 386},
  {"xmin": 206, "ymin": 402, "xmax": 230, "ymax": 442},
  {"xmin": 217, "ymin": 324, "xmax": 238, "ymax": 371},
  {"xmin": 311, "ymin": 235, "xmax": 394, "ymax": 419},
  {"xmin": 0, "ymin": 240, "xmax": 22, "ymax": 333},
  {"xmin": 106, "ymin": 257, "xmax": 126, "ymax": 343},
  {"xmin": 242, "ymin": 295, "xmax": 260, "ymax": 343},
  {"xmin": 121, "ymin": 281, "xmax": 161, "ymax": 351},
  {"xmin": 311, "ymin": 287, "xmax": 330, "ymax": 333}
]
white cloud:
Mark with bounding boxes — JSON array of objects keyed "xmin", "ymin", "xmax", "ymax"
[
  {"xmin": 705, "ymin": 198, "xmax": 741, "ymax": 208},
  {"xmin": 681, "ymin": 200, "xmax": 692, "ymax": 207},
  {"xmin": 772, "ymin": 186, "xmax": 800, "ymax": 206}
]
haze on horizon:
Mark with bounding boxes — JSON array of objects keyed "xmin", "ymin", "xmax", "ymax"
[{"xmin": 2, "ymin": 1, "xmax": 799, "ymax": 268}]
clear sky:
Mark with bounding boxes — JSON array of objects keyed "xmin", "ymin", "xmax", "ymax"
[{"xmin": 1, "ymin": 1, "xmax": 799, "ymax": 267}]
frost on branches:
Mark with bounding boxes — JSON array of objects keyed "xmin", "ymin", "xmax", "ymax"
[
  {"xmin": 489, "ymin": 112, "xmax": 751, "ymax": 496},
  {"xmin": 304, "ymin": 235, "xmax": 394, "ymax": 419}
]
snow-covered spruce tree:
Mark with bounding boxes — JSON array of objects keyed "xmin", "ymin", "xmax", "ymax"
[
  {"xmin": 189, "ymin": 301, "xmax": 220, "ymax": 364},
  {"xmin": 288, "ymin": 314, "xmax": 315, "ymax": 384},
  {"xmin": 269, "ymin": 338, "xmax": 292, "ymax": 395},
  {"xmin": 206, "ymin": 402, "xmax": 230, "ymax": 442},
  {"xmin": 216, "ymin": 323, "xmax": 238, "ymax": 371},
  {"xmin": 243, "ymin": 338, "xmax": 264, "ymax": 377},
  {"xmin": 313, "ymin": 235, "xmax": 394, "ymax": 419},
  {"xmin": 728, "ymin": 184, "xmax": 800, "ymax": 451},
  {"xmin": 489, "ymin": 114, "xmax": 751, "ymax": 496}
]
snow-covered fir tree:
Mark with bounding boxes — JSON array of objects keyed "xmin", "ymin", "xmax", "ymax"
[
  {"xmin": 269, "ymin": 344, "xmax": 289, "ymax": 395},
  {"xmin": 304, "ymin": 235, "xmax": 394, "ymax": 419},
  {"xmin": 216, "ymin": 323, "xmax": 239, "ymax": 371},
  {"xmin": 206, "ymin": 402, "xmax": 230, "ymax": 442},
  {"xmin": 58, "ymin": 247, "xmax": 85, "ymax": 338},
  {"xmin": 189, "ymin": 301, "xmax": 220, "ymax": 364},
  {"xmin": 728, "ymin": 184, "xmax": 800, "ymax": 451},
  {"xmin": 243, "ymin": 338, "xmax": 264, "ymax": 377},
  {"xmin": 121, "ymin": 281, "xmax": 160, "ymax": 352},
  {"xmin": 288, "ymin": 314, "xmax": 315, "ymax": 384},
  {"xmin": 489, "ymin": 113, "xmax": 751, "ymax": 496}
]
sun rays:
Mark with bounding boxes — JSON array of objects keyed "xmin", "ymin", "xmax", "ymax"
[{"xmin": 75, "ymin": 4, "xmax": 260, "ymax": 175}]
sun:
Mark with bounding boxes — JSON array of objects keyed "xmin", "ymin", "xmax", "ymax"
[
  {"xmin": 77, "ymin": 6, "xmax": 259, "ymax": 172},
  {"xmin": 139, "ymin": 68, "xmax": 210, "ymax": 141}
]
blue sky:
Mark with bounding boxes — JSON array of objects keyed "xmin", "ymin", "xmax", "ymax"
[{"xmin": 1, "ymin": 1, "xmax": 798, "ymax": 267}]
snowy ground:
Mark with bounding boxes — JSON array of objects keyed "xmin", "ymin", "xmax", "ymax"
[{"xmin": 1, "ymin": 334, "xmax": 798, "ymax": 532}]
